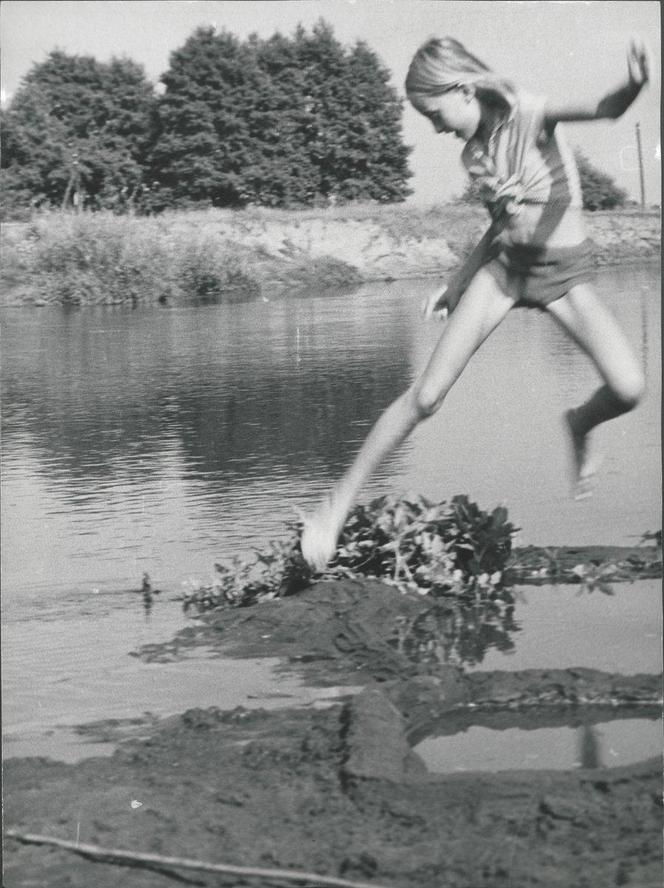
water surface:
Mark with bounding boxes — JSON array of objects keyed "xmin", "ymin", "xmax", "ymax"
[
  {"xmin": 2, "ymin": 263, "xmax": 661, "ymax": 757},
  {"xmin": 415, "ymin": 718, "xmax": 662, "ymax": 773}
]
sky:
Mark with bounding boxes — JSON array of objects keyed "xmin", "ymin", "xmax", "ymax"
[{"xmin": 1, "ymin": 0, "xmax": 660, "ymax": 205}]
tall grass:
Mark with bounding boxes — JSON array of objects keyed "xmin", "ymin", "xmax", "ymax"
[
  {"xmin": 2, "ymin": 212, "xmax": 264, "ymax": 306},
  {"xmin": 1, "ymin": 210, "xmax": 362, "ymax": 306}
]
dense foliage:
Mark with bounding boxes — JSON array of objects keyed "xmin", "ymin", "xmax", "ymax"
[
  {"xmin": 1, "ymin": 51, "xmax": 156, "ymax": 217},
  {"xmin": 148, "ymin": 21, "xmax": 412, "ymax": 209},
  {"xmin": 182, "ymin": 493, "xmax": 519, "ymax": 612},
  {"xmin": 574, "ymin": 150, "xmax": 628, "ymax": 210},
  {"xmin": 2, "ymin": 21, "xmax": 413, "ymax": 215}
]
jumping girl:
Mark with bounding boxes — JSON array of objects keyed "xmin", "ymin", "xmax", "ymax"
[{"xmin": 301, "ymin": 35, "xmax": 651, "ymax": 572}]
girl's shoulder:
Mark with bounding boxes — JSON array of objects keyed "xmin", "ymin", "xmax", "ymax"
[
  {"xmin": 510, "ymin": 89, "xmax": 547, "ymax": 126},
  {"xmin": 461, "ymin": 91, "xmax": 545, "ymax": 163},
  {"xmin": 508, "ymin": 89, "xmax": 553, "ymax": 146}
]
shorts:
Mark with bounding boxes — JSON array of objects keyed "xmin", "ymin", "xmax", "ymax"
[{"xmin": 485, "ymin": 238, "xmax": 595, "ymax": 309}]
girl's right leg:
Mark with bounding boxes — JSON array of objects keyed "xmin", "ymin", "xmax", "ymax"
[
  {"xmin": 545, "ymin": 282, "xmax": 645, "ymax": 498},
  {"xmin": 301, "ymin": 267, "xmax": 515, "ymax": 570}
]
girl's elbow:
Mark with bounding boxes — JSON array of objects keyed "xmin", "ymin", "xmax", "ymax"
[
  {"xmin": 596, "ymin": 99, "xmax": 624, "ymax": 120},
  {"xmin": 607, "ymin": 105, "xmax": 628, "ymax": 121}
]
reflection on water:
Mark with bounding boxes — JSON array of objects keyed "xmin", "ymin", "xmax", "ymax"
[
  {"xmin": 391, "ymin": 596, "xmax": 520, "ymax": 669},
  {"xmin": 2, "ymin": 264, "xmax": 660, "ymax": 610},
  {"xmin": 2, "ymin": 268, "xmax": 661, "ymax": 606},
  {"xmin": 465, "ymin": 579, "xmax": 662, "ymax": 676},
  {"xmin": 414, "ymin": 717, "xmax": 662, "ymax": 773},
  {"xmin": 2, "ymin": 290, "xmax": 417, "ymax": 611},
  {"xmin": 1, "ymin": 263, "xmax": 661, "ymax": 751},
  {"xmin": 388, "ymin": 578, "xmax": 661, "ymax": 674}
]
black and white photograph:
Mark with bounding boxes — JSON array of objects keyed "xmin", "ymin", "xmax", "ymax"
[{"xmin": 1, "ymin": 1, "xmax": 661, "ymax": 886}]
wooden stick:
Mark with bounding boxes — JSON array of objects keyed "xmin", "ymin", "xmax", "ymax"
[{"xmin": 5, "ymin": 830, "xmax": 397, "ymax": 888}]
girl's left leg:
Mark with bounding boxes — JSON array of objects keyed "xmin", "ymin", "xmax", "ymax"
[
  {"xmin": 300, "ymin": 267, "xmax": 516, "ymax": 570},
  {"xmin": 545, "ymin": 282, "xmax": 645, "ymax": 497}
]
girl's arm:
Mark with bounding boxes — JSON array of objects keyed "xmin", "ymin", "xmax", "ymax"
[
  {"xmin": 424, "ymin": 215, "xmax": 508, "ymax": 318},
  {"xmin": 544, "ymin": 37, "xmax": 650, "ymax": 125}
]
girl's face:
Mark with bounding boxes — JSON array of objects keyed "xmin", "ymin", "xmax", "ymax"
[{"xmin": 410, "ymin": 87, "xmax": 481, "ymax": 141}]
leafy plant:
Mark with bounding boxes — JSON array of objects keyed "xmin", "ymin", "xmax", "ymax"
[{"xmin": 181, "ymin": 493, "xmax": 519, "ymax": 613}]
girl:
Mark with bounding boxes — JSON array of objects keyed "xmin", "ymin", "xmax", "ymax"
[{"xmin": 301, "ymin": 35, "xmax": 651, "ymax": 572}]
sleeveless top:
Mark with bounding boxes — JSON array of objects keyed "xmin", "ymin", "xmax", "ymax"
[{"xmin": 461, "ymin": 91, "xmax": 583, "ymax": 221}]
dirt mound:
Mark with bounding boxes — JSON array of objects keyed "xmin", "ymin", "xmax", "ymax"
[{"xmin": 139, "ymin": 579, "xmax": 432, "ymax": 682}]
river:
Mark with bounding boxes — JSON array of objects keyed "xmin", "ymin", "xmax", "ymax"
[{"xmin": 1, "ymin": 262, "xmax": 661, "ymax": 758}]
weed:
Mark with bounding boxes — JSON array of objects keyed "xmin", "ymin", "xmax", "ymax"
[{"xmin": 181, "ymin": 493, "xmax": 519, "ymax": 613}]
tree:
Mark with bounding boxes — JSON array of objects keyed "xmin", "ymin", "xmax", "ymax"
[
  {"xmin": 149, "ymin": 20, "xmax": 413, "ymax": 209},
  {"xmin": 574, "ymin": 150, "xmax": 627, "ymax": 210},
  {"xmin": 1, "ymin": 50, "xmax": 156, "ymax": 213}
]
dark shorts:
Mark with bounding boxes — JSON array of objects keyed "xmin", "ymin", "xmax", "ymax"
[{"xmin": 485, "ymin": 239, "xmax": 595, "ymax": 309}]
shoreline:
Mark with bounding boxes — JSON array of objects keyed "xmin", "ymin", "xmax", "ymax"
[
  {"xmin": 1, "ymin": 205, "xmax": 660, "ymax": 307},
  {"xmin": 4, "ymin": 542, "xmax": 662, "ymax": 887}
]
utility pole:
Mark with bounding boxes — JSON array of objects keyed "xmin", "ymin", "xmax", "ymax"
[{"xmin": 635, "ymin": 122, "xmax": 645, "ymax": 208}]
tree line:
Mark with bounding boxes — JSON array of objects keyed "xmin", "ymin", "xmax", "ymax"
[
  {"xmin": 1, "ymin": 20, "xmax": 413, "ymax": 216},
  {"xmin": 1, "ymin": 18, "xmax": 628, "ymax": 218}
]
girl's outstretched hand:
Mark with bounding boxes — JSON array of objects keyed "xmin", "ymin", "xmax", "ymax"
[
  {"xmin": 627, "ymin": 36, "xmax": 650, "ymax": 87},
  {"xmin": 422, "ymin": 283, "xmax": 461, "ymax": 321},
  {"xmin": 422, "ymin": 285, "xmax": 449, "ymax": 321}
]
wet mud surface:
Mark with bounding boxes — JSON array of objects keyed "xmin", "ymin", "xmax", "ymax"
[{"xmin": 4, "ymin": 551, "xmax": 663, "ymax": 888}]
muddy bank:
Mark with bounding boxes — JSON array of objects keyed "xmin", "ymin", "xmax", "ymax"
[
  {"xmin": 5, "ymin": 564, "xmax": 662, "ymax": 887},
  {"xmin": 138, "ymin": 542, "xmax": 662, "ymax": 683},
  {"xmin": 5, "ymin": 690, "xmax": 662, "ymax": 888}
]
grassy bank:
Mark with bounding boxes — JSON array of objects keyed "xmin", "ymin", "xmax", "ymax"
[
  {"xmin": 0, "ymin": 210, "xmax": 364, "ymax": 307},
  {"xmin": 1, "ymin": 203, "xmax": 659, "ymax": 307}
]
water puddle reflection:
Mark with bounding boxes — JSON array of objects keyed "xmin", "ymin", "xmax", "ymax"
[{"xmin": 415, "ymin": 717, "xmax": 662, "ymax": 773}]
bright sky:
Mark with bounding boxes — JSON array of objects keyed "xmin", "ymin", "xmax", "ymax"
[{"xmin": 1, "ymin": 0, "xmax": 660, "ymax": 205}]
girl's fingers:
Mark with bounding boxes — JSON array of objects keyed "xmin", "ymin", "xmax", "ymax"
[
  {"xmin": 422, "ymin": 289, "xmax": 445, "ymax": 319},
  {"xmin": 628, "ymin": 35, "xmax": 650, "ymax": 84}
]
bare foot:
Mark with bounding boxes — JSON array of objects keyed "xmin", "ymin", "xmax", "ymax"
[
  {"xmin": 299, "ymin": 498, "xmax": 344, "ymax": 572},
  {"xmin": 565, "ymin": 409, "xmax": 603, "ymax": 500}
]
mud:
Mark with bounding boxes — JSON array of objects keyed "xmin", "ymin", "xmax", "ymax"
[
  {"xmin": 4, "ymin": 696, "xmax": 662, "ymax": 888},
  {"xmin": 4, "ymin": 567, "xmax": 663, "ymax": 888}
]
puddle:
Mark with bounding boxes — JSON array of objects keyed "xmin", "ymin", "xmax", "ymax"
[
  {"xmin": 463, "ymin": 580, "xmax": 662, "ymax": 674},
  {"xmin": 414, "ymin": 717, "xmax": 663, "ymax": 773}
]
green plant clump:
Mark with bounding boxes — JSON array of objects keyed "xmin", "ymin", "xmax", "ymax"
[{"xmin": 182, "ymin": 493, "xmax": 519, "ymax": 613}]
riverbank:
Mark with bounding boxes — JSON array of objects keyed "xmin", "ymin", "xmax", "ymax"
[
  {"xmin": 4, "ymin": 539, "xmax": 662, "ymax": 888},
  {"xmin": 1, "ymin": 204, "xmax": 660, "ymax": 307}
]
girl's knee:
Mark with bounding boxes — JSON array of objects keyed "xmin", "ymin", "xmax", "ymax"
[
  {"xmin": 612, "ymin": 367, "xmax": 645, "ymax": 410},
  {"xmin": 411, "ymin": 379, "xmax": 447, "ymax": 418}
]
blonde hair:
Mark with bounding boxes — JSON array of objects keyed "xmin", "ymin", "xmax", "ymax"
[{"xmin": 405, "ymin": 37, "xmax": 516, "ymax": 111}]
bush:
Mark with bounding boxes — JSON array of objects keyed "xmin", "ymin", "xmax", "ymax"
[
  {"xmin": 5, "ymin": 212, "xmax": 264, "ymax": 306},
  {"xmin": 181, "ymin": 493, "xmax": 520, "ymax": 612},
  {"xmin": 574, "ymin": 151, "xmax": 627, "ymax": 211}
]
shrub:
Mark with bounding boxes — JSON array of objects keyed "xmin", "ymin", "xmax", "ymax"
[
  {"xmin": 181, "ymin": 493, "xmax": 520, "ymax": 612},
  {"xmin": 574, "ymin": 150, "xmax": 628, "ymax": 211}
]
